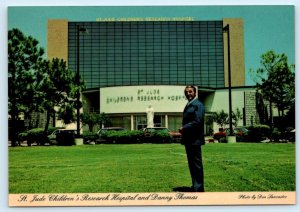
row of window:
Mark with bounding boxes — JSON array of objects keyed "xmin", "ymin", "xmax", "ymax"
[
  {"xmin": 70, "ymin": 23, "xmax": 222, "ymax": 28},
  {"xmin": 73, "ymin": 60, "xmax": 223, "ymax": 64},
  {"xmin": 85, "ymin": 81, "xmax": 224, "ymax": 88},
  {"xmin": 72, "ymin": 36, "xmax": 222, "ymax": 42},
  {"xmin": 69, "ymin": 22, "xmax": 223, "ymax": 29},
  {"xmin": 82, "ymin": 75, "xmax": 224, "ymax": 78},
  {"xmin": 72, "ymin": 32, "xmax": 222, "ymax": 37},
  {"xmin": 70, "ymin": 26, "xmax": 223, "ymax": 32},
  {"xmin": 72, "ymin": 46, "xmax": 223, "ymax": 50},
  {"xmin": 74, "ymin": 55, "xmax": 223, "ymax": 60},
  {"xmin": 70, "ymin": 43, "xmax": 223, "ymax": 49},
  {"xmin": 68, "ymin": 21, "xmax": 225, "ymax": 89},
  {"xmin": 72, "ymin": 65, "xmax": 224, "ymax": 69},
  {"xmin": 73, "ymin": 52, "xmax": 224, "ymax": 57}
]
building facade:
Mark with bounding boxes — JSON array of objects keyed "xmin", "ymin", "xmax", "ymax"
[{"xmin": 48, "ymin": 18, "xmax": 257, "ymax": 133}]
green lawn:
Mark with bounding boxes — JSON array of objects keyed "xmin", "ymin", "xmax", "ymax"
[{"xmin": 9, "ymin": 143, "xmax": 295, "ymax": 193}]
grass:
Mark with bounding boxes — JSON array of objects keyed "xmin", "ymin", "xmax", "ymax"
[{"xmin": 9, "ymin": 143, "xmax": 295, "ymax": 193}]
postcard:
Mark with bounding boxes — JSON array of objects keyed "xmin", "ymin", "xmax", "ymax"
[{"xmin": 7, "ymin": 4, "xmax": 296, "ymax": 207}]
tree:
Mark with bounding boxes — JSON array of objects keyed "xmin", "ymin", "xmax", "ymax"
[
  {"xmin": 205, "ymin": 115, "xmax": 214, "ymax": 135},
  {"xmin": 8, "ymin": 28, "xmax": 85, "ymax": 145},
  {"xmin": 81, "ymin": 113, "xmax": 99, "ymax": 132},
  {"xmin": 98, "ymin": 112, "xmax": 110, "ymax": 128},
  {"xmin": 81, "ymin": 112, "xmax": 110, "ymax": 132},
  {"xmin": 213, "ymin": 110, "xmax": 229, "ymax": 130},
  {"xmin": 254, "ymin": 51, "xmax": 295, "ymax": 118},
  {"xmin": 232, "ymin": 108, "xmax": 243, "ymax": 128},
  {"xmin": 40, "ymin": 58, "xmax": 83, "ymax": 135},
  {"xmin": 57, "ymin": 102, "xmax": 76, "ymax": 125},
  {"xmin": 8, "ymin": 28, "xmax": 45, "ymax": 146}
]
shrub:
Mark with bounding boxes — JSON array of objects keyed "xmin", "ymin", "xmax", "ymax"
[
  {"xmin": 127, "ymin": 130, "xmax": 144, "ymax": 143},
  {"xmin": 104, "ymin": 130, "xmax": 144, "ymax": 144},
  {"xmin": 56, "ymin": 131, "xmax": 75, "ymax": 146},
  {"xmin": 102, "ymin": 130, "xmax": 174, "ymax": 144},
  {"xmin": 283, "ymin": 127, "xmax": 295, "ymax": 142},
  {"xmin": 271, "ymin": 127, "xmax": 294, "ymax": 143},
  {"xmin": 213, "ymin": 131, "xmax": 226, "ymax": 141},
  {"xmin": 247, "ymin": 125, "xmax": 271, "ymax": 142},
  {"xmin": 146, "ymin": 131, "xmax": 173, "ymax": 143},
  {"xmin": 272, "ymin": 128, "xmax": 281, "ymax": 142},
  {"xmin": 219, "ymin": 137, "xmax": 227, "ymax": 143},
  {"xmin": 153, "ymin": 132, "xmax": 172, "ymax": 143},
  {"xmin": 27, "ymin": 128, "xmax": 48, "ymax": 146},
  {"xmin": 83, "ymin": 132, "xmax": 99, "ymax": 143},
  {"xmin": 17, "ymin": 132, "xmax": 28, "ymax": 142}
]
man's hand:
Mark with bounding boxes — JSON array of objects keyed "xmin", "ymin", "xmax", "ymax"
[{"xmin": 179, "ymin": 127, "xmax": 183, "ymax": 134}]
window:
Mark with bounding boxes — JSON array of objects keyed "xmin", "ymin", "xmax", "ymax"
[{"xmin": 68, "ymin": 21, "xmax": 224, "ymax": 89}]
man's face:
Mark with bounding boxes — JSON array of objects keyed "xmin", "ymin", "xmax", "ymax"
[{"xmin": 184, "ymin": 87, "xmax": 196, "ymax": 102}]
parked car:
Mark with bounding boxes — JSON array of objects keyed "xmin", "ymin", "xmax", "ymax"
[
  {"xmin": 213, "ymin": 126, "xmax": 250, "ymax": 142},
  {"xmin": 96, "ymin": 127, "xmax": 126, "ymax": 143},
  {"xmin": 47, "ymin": 129, "xmax": 76, "ymax": 145},
  {"xmin": 233, "ymin": 126, "xmax": 249, "ymax": 136},
  {"xmin": 141, "ymin": 127, "xmax": 182, "ymax": 142},
  {"xmin": 225, "ymin": 126, "xmax": 249, "ymax": 136}
]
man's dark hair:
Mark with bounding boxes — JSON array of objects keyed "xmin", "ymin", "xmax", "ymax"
[{"xmin": 185, "ymin": 85, "xmax": 197, "ymax": 93}]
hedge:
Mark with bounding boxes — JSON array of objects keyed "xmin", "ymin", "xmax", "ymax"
[
  {"xmin": 26, "ymin": 128, "xmax": 48, "ymax": 146},
  {"xmin": 143, "ymin": 131, "xmax": 173, "ymax": 143},
  {"xmin": 247, "ymin": 124, "xmax": 271, "ymax": 142},
  {"xmin": 102, "ymin": 130, "xmax": 144, "ymax": 144},
  {"xmin": 17, "ymin": 127, "xmax": 65, "ymax": 146},
  {"xmin": 100, "ymin": 130, "xmax": 173, "ymax": 144},
  {"xmin": 83, "ymin": 132, "xmax": 99, "ymax": 143}
]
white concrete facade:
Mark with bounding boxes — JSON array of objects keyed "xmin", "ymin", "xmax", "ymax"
[{"xmin": 95, "ymin": 85, "xmax": 257, "ymax": 133}]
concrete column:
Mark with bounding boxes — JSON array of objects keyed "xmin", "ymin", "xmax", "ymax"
[
  {"xmin": 165, "ymin": 114, "xmax": 168, "ymax": 128},
  {"xmin": 131, "ymin": 115, "xmax": 134, "ymax": 131}
]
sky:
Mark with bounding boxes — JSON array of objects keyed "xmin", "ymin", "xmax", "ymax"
[{"xmin": 7, "ymin": 4, "xmax": 295, "ymax": 86}]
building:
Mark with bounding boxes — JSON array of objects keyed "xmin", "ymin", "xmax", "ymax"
[{"xmin": 48, "ymin": 18, "xmax": 258, "ymax": 133}]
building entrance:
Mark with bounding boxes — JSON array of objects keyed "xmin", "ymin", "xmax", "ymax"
[{"xmin": 135, "ymin": 115, "xmax": 165, "ymax": 130}]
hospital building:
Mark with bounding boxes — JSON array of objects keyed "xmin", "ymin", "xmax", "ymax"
[{"xmin": 47, "ymin": 18, "xmax": 258, "ymax": 133}]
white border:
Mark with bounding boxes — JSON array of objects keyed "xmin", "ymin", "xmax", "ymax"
[{"xmin": 1, "ymin": 1, "xmax": 299, "ymax": 212}]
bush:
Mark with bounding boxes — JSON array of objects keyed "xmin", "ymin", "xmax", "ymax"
[
  {"xmin": 247, "ymin": 125, "xmax": 271, "ymax": 142},
  {"xmin": 219, "ymin": 137, "xmax": 227, "ymax": 143},
  {"xmin": 104, "ymin": 130, "xmax": 144, "ymax": 144},
  {"xmin": 27, "ymin": 128, "xmax": 48, "ymax": 146},
  {"xmin": 283, "ymin": 127, "xmax": 295, "ymax": 142},
  {"xmin": 102, "ymin": 130, "xmax": 174, "ymax": 144},
  {"xmin": 83, "ymin": 132, "xmax": 99, "ymax": 143},
  {"xmin": 272, "ymin": 128, "xmax": 281, "ymax": 142},
  {"xmin": 271, "ymin": 127, "xmax": 294, "ymax": 143},
  {"xmin": 17, "ymin": 132, "xmax": 28, "ymax": 142},
  {"xmin": 56, "ymin": 131, "xmax": 75, "ymax": 146},
  {"xmin": 147, "ymin": 131, "xmax": 173, "ymax": 143},
  {"xmin": 213, "ymin": 131, "xmax": 226, "ymax": 141}
]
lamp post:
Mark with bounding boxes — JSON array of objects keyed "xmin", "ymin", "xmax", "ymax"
[
  {"xmin": 223, "ymin": 24, "xmax": 233, "ymax": 136},
  {"xmin": 76, "ymin": 25, "xmax": 88, "ymax": 137}
]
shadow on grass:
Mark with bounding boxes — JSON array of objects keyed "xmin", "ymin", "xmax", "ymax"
[{"xmin": 172, "ymin": 186, "xmax": 193, "ymax": 192}]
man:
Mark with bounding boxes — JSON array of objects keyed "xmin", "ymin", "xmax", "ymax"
[{"xmin": 179, "ymin": 85, "xmax": 205, "ymax": 192}]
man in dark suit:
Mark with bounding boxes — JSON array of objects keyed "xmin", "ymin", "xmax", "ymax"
[{"xmin": 179, "ymin": 85, "xmax": 205, "ymax": 192}]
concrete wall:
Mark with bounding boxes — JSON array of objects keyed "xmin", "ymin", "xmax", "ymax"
[
  {"xmin": 223, "ymin": 18, "xmax": 245, "ymax": 87},
  {"xmin": 47, "ymin": 19, "xmax": 68, "ymax": 61},
  {"xmin": 100, "ymin": 85, "xmax": 188, "ymax": 114},
  {"xmin": 204, "ymin": 87, "xmax": 256, "ymax": 132}
]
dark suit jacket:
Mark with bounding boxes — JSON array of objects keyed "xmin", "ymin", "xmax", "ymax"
[{"xmin": 181, "ymin": 98, "xmax": 205, "ymax": 146}]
